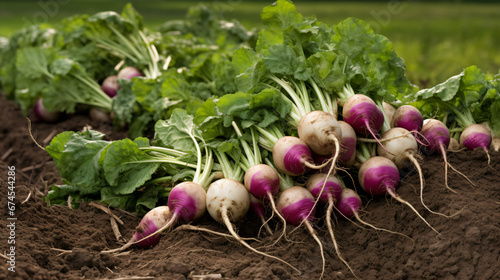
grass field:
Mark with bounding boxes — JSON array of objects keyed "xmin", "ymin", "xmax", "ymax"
[{"xmin": 1, "ymin": 0, "xmax": 499, "ymax": 87}]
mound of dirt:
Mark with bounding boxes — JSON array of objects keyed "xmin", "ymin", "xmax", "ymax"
[{"xmin": 1, "ymin": 95, "xmax": 499, "ymax": 280}]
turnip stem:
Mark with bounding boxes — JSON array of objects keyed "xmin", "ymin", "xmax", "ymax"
[{"xmin": 221, "ymin": 208, "xmax": 301, "ymax": 274}]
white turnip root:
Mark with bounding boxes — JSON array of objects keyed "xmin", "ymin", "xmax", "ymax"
[
  {"xmin": 298, "ymin": 110, "xmax": 342, "ymax": 156},
  {"xmin": 358, "ymin": 156, "xmax": 439, "ymax": 234},
  {"xmin": 207, "ymin": 178, "xmax": 299, "ymax": 273},
  {"xmin": 377, "ymin": 127, "xmax": 449, "ymax": 218}
]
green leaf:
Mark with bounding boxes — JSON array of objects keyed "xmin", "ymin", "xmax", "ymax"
[
  {"xmin": 45, "ymin": 131, "xmax": 76, "ymax": 166},
  {"xmin": 102, "ymin": 138, "xmax": 160, "ymax": 195},
  {"xmin": 154, "ymin": 109, "xmax": 203, "ymax": 152},
  {"xmin": 412, "ymin": 73, "xmax": 463, "ymax": 102},
  {"xmin": 100, "ymin": 187, "xmax": 137, "ymax": 211},
  {"xmin": 58, "ymin": 130, "xmax": 110, "ymax": 188}
]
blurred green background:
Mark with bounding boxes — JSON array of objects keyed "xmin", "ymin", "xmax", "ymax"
[{"xmin": 1, "ymin": 0, "xmax": 499, "ymax": 87}]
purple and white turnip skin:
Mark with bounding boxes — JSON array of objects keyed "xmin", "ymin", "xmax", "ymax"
[
  {"xmin": 297, "ymin": 110, "xmax": 342, "ymax": 156},
  {"xmin": 420, "ymin": 119, "xmax": 473, "ymax": 192},
  {"xmin": 34, "ymin": 98, "xmax": 59, "ymax": 123},
  {"xmin": 272, "ymin": 136, "xmax": 321, "ymax": 176},
  {"xmin": 358, "ymin": 156, "xmax": 400, "ymax": 197},
  {"xmin": 102, "ymin": 182, "xmax": 206, "ymax": 253},
  {"xmin": 336, "ymin": 188, "xmax": 413, "ymax": 244},
  {"xmin": 277, "ymin": 186, "xmax": 316, "ymax": 227},
  {"xmin": 460, "ymin": 124, "xmax": 492, "ymax": 152},
  {"xmin": 167, "ymin": 182, "xmax": 207, "ymax": 223},
  {"xmin": 358, "ymin": 156, "xmax": 439, "ymax": 234},
  {"xmin": 305, "ymin": 176, "xmax": 358, "ymax": 279},
  {"xmin": 342, "ymin": 94, "xmax": 384, "ymax": 139},
  {"xmin": 391, "ymin": 105, "xmax": 423, "ymax": 133},
  {"xmin": 117, "ymin": 66, "xmax": 143, "ymax": 81},
  {"xmin": 305, "ymin": 173, "xmax": 342, "ymax": 205},
  {"xmin": 336, "ymin": 188, "xmax": 362, "ymax": 219},
  {"xmin": 277, "ymin": 186, "xmax": 325, "ymax": 278},
  {"xmin": 338, "ymin": 121, "xmax": 357, "ymax": 167},
  {"xmin": 244, "ymin": 164, "xmax": 280, "ymax": 199},
  {"xmin": 102, "ymin": 205, "xmax": 173, "ymax": 253},
  {"xmin": 133, "ymin": 206, "xmax": 173, "ymax": 248},
  {"xmin": 244, "ymin": 164, "xmax": 286, "ymax": 237},
  {"xmin": 101, "ymin": 75, "xmax": 119, "ymax": 98},
  {"xmin": 421, "ymin": 119, "xmax": 450, "ymax": 153}
]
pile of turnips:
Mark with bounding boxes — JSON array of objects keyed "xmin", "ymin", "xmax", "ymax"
[{"xmin": 6, "ymin": 0, "xmax": 498, "ymax": 278}]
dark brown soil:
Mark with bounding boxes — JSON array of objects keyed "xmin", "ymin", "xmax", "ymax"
[{"xmin": 1, "ymin": 95, "xmax": 499, "ymax": 280}]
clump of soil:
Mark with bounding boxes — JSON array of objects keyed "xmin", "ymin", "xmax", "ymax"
[{"xmin": 1, "ymin": 95, "xmax": 499, "ymax": 280}]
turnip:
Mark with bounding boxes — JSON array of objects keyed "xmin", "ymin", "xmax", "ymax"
[
  {"xmin": 391, "ymin": 105, "xmax": 423, "ymax": 133},
  {"xmin": 244, "ymin": 164, "xmax": 288, "ymax": 239},
  {"xmin": 382, "ymin": 101, "xmax": 396, "ymax": 125},
  {"xmin": 421, "ymin": 119, "xmax": 474, "ymax": 191},
  {"xmin": 358, "ymin": 156, "xmax": 439, "ymax": 234},
  {"xmin": 336, "ymin": 188, "xmax": 413, "ymax": 243},
  {"xmin": 103, "ymin": 181, "xmax": 207, "ymax": 253},
  {"xmin": 232, "ymin": 123, "xmax": 287, "ymax": 238},
  {"xmin": 297, "ymin": 110, "xmax": 342, "ymax": 157},
  {"xmin": 34, "ymin": 98, "xmax": 59, "ymax": 123},
  {"xmin": 306, "ymin": 174, "xmax": 357, "ymax": 278},
  {"xmin": 100, "ymin": 75, "xmax": 119, "ymax": 98},
  {"xmin": 277, "ymin": 186, "xmax": 325, "ymax": 279},
  {"xmin": 460, "ymin": 124, "xmax": 492, "ymax": 165},
  {"xmin": 102, "ymin": 205, "xmax": 172, "ymax": 252},
  {"xmin": 338, "ymin": 121, "xmax": 357, "ymax": 167},
  {"xmin": 272, "ymin": 136, "xmax": 332, "ymax": 176},
  {"xmin": 117, "ymin": 66, "xmax": 143, "ymax": 80},
  {"xmin": 378, "ymin": 127, "xmax": 451, "ymax": 217},
  {"xmin": 206, "ymin": 178, "xmax": 299, "ymax": 273},
  {"xmin": 89, "ymin": 107, "xmax": 112, "ymax": 123},
  {"xmin": 342, "ymin": 94, "xmax": 386, "ymax": 150},
  {"xmin": 448, "ymin": 138, "xmax": 460, "ymax": 151}
]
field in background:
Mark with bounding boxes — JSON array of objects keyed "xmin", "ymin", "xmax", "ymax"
[{"xmin": 1, "ymin": 0, "xmax": 499, "ymax": 87}]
